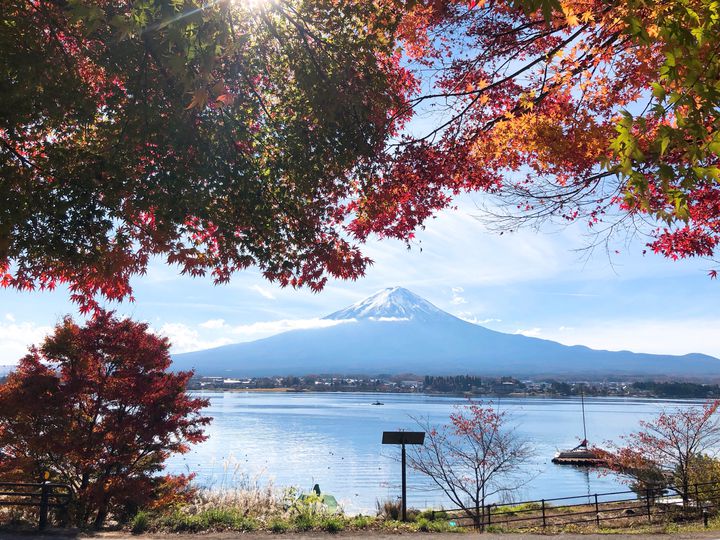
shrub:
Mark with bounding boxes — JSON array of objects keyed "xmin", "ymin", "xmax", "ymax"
[
  {"xmin": 158, "ymin": 511, "xmax": 196, "ymax": 532},
  {"xmin": 130, "ymin": 511, "xmax": 150, "ymax": 534},
  {"xmin": 269, "ymin": 518, "xmax": 290, "ymax": 533},
  {"xmin": 494, "ymin": 501, "xmax": 544, "ymax": 515},
  {"xmin": 293, "ymin": 514, "xmax": 317, "ymax": 531},
  {"xmin": 321, "ymin": 516, "xmax": 345, "ymax": 533},
  {"xmin": 376, "ymin": 498, "xmax": 402, "ymax": 520},
  {"xmin": 406, "ymin": 508, "xmax": 421, "ymax": 522},
  {"xmin": 427, "ymin": 519, "xmax": 457, "ymax": 532},
  {"xmin": 416, "ymin": 517, "xmax": 431, "ymax": 532},
  {"xmin": 351, "ymin": 515, "xmax": 374, "ymax": 529},
  {"xmin": 419, "ymin": 509, "xmax": 448, "ymax": 521},
  {"xmin": 202, "ymin": 508, "xmax": 237, "ymax": 528}
]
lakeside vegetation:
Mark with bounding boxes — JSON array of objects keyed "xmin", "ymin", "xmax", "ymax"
[
  {"xmin": 186, "ymin": 374, "xmax": 720, "ymax": 399},
  {"xmin": 6, "ymin": 372, "xmax": 720, "ymax": 400},
  {"xmin": 5, "ymin": 372, "xmax": 720, "ymax": 399}
]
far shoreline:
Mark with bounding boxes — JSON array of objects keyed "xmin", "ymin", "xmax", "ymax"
[{"xmin": 188, "ymin": 388, "xmax": 712, "ymax": 402}]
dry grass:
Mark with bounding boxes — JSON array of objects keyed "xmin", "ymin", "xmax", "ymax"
[{"xmin": 187, "ymin": 483, "xmax": 282, "ymax": 519}]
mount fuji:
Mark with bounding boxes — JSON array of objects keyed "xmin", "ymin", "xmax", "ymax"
[{"xmin": 172, "ymin": 287, "xmax": 720, "ymax": 378}]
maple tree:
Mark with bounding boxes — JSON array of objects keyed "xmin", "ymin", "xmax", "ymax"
[
  {"xmin": 1, "ymin": 0, "xmax": 414, "ymax": 311},
  {"xmin": 351, "ymin": 0, "xmax": 720, "ymax": 272},
  {"xmin": 4, "ymin": 0, "xmax": 720, "ymax": 311},
  {"xmin": 602, "ymin": 401, "xmax": 720, "ymax": 503},
  {"xmin": 408, "ymin": 402, "xmax": 534, "ymax": 528},
  {"xmin": 0, "ymin": 310, "xmax": 210, "ymax": 528}
]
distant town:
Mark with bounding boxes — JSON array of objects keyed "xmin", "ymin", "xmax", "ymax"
[
  {"xmin": 1, "ymin": 365, "xmax": 717, "ymax": 399},
  {"xmin": 186, "ymin": 373, "xmax": 720, "ymax": 399}
]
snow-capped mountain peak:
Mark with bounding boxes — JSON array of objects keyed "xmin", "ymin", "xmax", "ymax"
[
  {"xmin": 173, "ymin": 286, "xmax": 720, "ymax": 378},
  {"xmin": 324, "ymin": 287, "xmax": 448, "ymax": 322}
]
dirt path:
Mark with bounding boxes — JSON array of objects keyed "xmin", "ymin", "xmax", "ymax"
[{"xmin": 3, "ymin": 531, "xmax": 720, "ymax": 540}]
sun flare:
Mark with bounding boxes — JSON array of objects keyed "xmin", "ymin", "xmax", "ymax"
[{"xmin": 230, "ymin": 0, "xmax": 270, "ymax": 10}]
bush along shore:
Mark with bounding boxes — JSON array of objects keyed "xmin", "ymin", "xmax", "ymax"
[
  {"xmin": 120, "ymin": 493, "xmax": 720, "ymax": 536},
  {"xmin": 125, "ymin": 492, "xmax": 720, "ymax": 536},
  {"xmin": 126, "ymin": 488, "xmax": 460, "ymax": 535},
  {"xmin": 6, "ymin": 482, "xmax": 720, "ymax": 535}
]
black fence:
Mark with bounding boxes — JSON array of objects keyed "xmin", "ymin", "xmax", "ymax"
[
  {"xmin": 445, "ymin": 482, "xmax": 720, "ymax": 531},
  {"xmin": 0, "ymin": 482, "xmax": 72, "ymax": 530}
]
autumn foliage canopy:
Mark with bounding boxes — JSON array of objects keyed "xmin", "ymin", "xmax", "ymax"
[
  {"xmin": 1, "ymin": 0, "xmax": 414, "ymax": 311},
  {"xmin": 354, "ymin": 0, "xmax": 720, "ymax": 267},
  {"xmin": 2, "ymin": 0, "xmax": 719, "ymax": 308},
  {"xmin": 0, "ymin": 311, "xmax": 210, "ymax": 528}
]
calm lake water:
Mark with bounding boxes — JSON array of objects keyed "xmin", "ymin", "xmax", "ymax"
[{"xmin": 165, "ymin": 392, "xmax": 704, "ymax": 514}]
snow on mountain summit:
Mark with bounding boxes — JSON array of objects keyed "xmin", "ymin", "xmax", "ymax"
[
  {"xmin": 173, "ymin": 286, "xmax": 720, "ymax": 377},
  {"xmin": 324, "ymin": 287, "xmax": 449, "ymax": 322}
]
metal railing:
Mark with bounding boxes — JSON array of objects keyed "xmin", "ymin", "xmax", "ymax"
[
  {"xmin": 0, "ymin": 482, "xmax": 72, "ymax": 530},
  {"xmin": 444, "ymin": 482, "xmax": 720, "ymax": 531}
]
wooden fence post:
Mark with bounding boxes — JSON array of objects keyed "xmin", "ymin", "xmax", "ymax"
[
  {"xmin": 696, "ymin": 483, "xmax": 704, "ymax": 520},
  {"xmin": 541, "ymin": 499, "xmax": 546, "ymax": 529},
  {"xmin": 38, "ymin": 482, "xmax": 49, "ymax": 531},
  {"xmin": 594, "ymin": 493, "xmax": 600, "ymax": 527},
  {"xmin": 487, "ymin": 504, "xmax": 491, "ymax": 528}
]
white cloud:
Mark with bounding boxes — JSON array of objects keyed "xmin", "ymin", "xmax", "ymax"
[
  {"xmin": 200, "ymin": 318, "xmax": 227, "ymax": 329},
  {"xmin": 0, "ymin": 319, "xmax": 54, "ymax": 364},
  {"xmin": 250, "ymin": 284, "xmax": 276, "ymax": 300},
  {"xmin": 227, "ymin": 318, "xmax": 354, "ymax": 339},
  {"xmin": 539, "ymin": 319, "xmax": 720, "ymax": 358},
  {"xmin": 450, "ymin": 286, "xmax": 468, "ymax": 305},
  {"xmin": 514, "ymin": 327, "xmax": 542, "ymax": 338},
  {"xmin": 156, "ymin": 317, "xmax": 356, "ymax": 354},
  {"xmin": 455, "ymin": 312, "xmax": 501, "ymax": 325},
  {"xmin": 157, "ymin": 323, "xmax": 234, "ymax": 353}
]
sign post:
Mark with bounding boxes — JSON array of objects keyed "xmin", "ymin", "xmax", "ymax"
[{"xmin": 382, "ymin": 431, "xmax": 425, "ymax": 521}]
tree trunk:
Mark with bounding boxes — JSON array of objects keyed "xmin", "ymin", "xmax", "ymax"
[{"xmin": 93, "ymin": 493, "xmax": 111, "ymax": 530}]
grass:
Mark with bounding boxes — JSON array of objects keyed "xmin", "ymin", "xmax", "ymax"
[
  {"xmin": 419, "ymin": 509, "xmax": 449, "ymax": 521},
  {"xmin": 493, "ymin": 501, "xmax": 545, "ymax": 515},
  {"xmin": 268, "ymin": 518, "xmax": 290, "ymax": 533},
  {"xmin": 189, "ymin": 482, "xmax": 281, "ymax": 518},
  {"xmin": 155, "ymin": 508, "xmax": 258, "ymax": 532},
  {"xmin": 134, "ymin": 499, "xmax": 720, "ymax": 536},
  {"xmin": 376, "ymin": 498, "xmax": 402, "ymax": 521},
  {"xmin": 350, "ymin": 515, "xmax": 375, "ymax": 529},
  {"xmin": 320, "ymin": 516, "xmax": 345, "ymax": 532},
  {"xmin": 130, "ymin": 511, "xmax": 150, "ymax": 535},
  {"xmin": 119, "ymin": 478, "xmax": 720, "ymax": 536},
  {"xmin": 292, "ymin": 513, "xmax": 316, "ymax": 531},
  {"xmin": 138, "ymin": 485, "xmax": 382, "ymax": 534}
]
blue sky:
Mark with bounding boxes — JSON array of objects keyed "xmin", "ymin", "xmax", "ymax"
[{"xmin": 1, "ymin": 194, "xmax": 719, "ymax": 365}]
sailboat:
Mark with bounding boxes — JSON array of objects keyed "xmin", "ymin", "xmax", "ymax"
[{"xmin": 551, "ymin": 387, "xmax": 606, "ymax": 466}]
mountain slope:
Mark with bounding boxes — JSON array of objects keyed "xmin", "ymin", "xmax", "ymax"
[{"xmin": 172, "ymin": 287, "xmax": 720, "ymax": 378}]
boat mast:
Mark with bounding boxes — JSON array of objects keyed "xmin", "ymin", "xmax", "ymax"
[{"xmin": 580, "ymin": 384, "xmax": 588, "ymax": 444}]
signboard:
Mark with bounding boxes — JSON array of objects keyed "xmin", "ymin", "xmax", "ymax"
[
  {"xmin": 382, "ymin": 431, "xmax": 425, "ymax": 445},
  {"xmin": 381, "ymin": 430, "xmax": 425, "ymax": 521}
]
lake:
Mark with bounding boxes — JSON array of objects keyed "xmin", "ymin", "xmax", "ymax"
[{"xmin": 165, "ymin": 392, "xmax": 704, "ymax": 514}]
